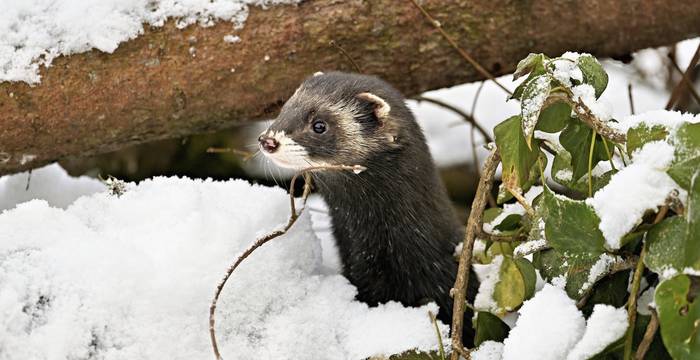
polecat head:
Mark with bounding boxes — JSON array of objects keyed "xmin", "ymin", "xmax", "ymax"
[{"xmin": 258, "ymin": 72, "xmax": 418, "ymax": 169}]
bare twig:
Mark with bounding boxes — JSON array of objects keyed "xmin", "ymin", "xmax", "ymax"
[
  {"xmin": 329, "ymin": 40, "xmax": 363, "ymax": 73},
  {"xmin": 469, "ymin": 82, "xmax": 496, "ymax": 208},
  {"xmin": 206, "ymin": 147, "xmax": 255, "ymax": 160},
  {"xmin": 506, "ymin": 186, "xmax": 536, "ymax": 217},
  {"xmin": 668, "ymin": 54, "xmax": 700, "ymax": 107},
  {"xmin": 209, "ymin": 164, "xmax": 365, "ymax": 360},
  {"xmin": 415, "ymin": 96, "xmax": 493, "ymax": 142},
  {"xmin": 429, "ymin": 311, "xmax": 447, "ymax": 360},
  {"xmin": 623, "ymin": 205, "xmax": 668, "ymax": 360},
  {"xmin": 635, "ymin": 309, "xmax": 659, "ymax": 360},
  {"xmin": 408, "ymin": 0, "xmax": 512, "ymax": 96},
  {"xmin": 666, "ymin": 42, "xmax": 700, "ymax": 110},
  {"xmin": 450, "ymin": 146, "xmax": 500, "ymax": 360},
  {"xmin": 628, "ymin": 83, "xmax": 636, "ymax": 115}
]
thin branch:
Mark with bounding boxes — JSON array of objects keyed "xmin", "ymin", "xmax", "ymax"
[
  {"xmin": 209, "ymin": 164, "xmax": 365, "ymax": 360},
  {"xmin": 628, "ymin": 83, "xmax": 636, "ymax": 115},
  {"xmin": 635, "ymin": 309, "xmax": 659, "ymax": 360},
  {"xmin": 666, "ymin": 42, "xmax": 700, "ymax": 110},
  {"xmin": 668, "ymin": 54, "xmax": 700, "ymax": 107},
  {"xmin": 450, "ymin": 146, "xmax": 500, "ymax": 360},
  {"xmin": 415, "ymin": 96, "xmax": 493, "ymax": 142},
  {"xmin": 206, "ymin": 147, "xmax": 255, "ymax": 160},
  {"xmin": 623, "ymin": 205, "xmax": 668, "ymax": 360},
  {"xmin": 506, "ymin": 186, "xmax": 535, "ymax": 217},
  {"xmin": 407, "ymin": 0, "xmax": 512, "ymax": 96},
  {"xmin": 576, "ymin": 256, "xmax": 639, "ymax": 309},
  {"xmin": 329, "ymin": 40, "xmax": 363, "ymax": 73}
]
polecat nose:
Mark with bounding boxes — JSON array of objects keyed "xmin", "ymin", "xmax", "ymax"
[{"xmin": 258, "ymin": 136, "xmax": 279, "ymax": 153}]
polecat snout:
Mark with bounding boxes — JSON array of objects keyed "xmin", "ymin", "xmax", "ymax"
[{"xmin": 259, "ymin": 72, "xmax": 475, "ymax": 343}]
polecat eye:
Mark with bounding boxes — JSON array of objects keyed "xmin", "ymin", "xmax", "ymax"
[{"xmin": 312, "ymin": 120, "xmax": 327, "ymax": 134}]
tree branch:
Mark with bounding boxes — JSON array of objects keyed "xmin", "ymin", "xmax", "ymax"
[{"xmin": 2, "ymin": 0, "xmax": 699, "ymax": 175}]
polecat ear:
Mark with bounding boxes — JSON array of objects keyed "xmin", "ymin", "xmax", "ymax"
[
  {"xmin": 356, "ymin": 92, "xmax": 399, "ymax": 144},
  {"xmin": 356, "ymin": 92, "xmax": 391, "ymax": 120}
]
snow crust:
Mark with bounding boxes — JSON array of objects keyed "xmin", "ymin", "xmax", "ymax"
[
  {"xmin": 0, "ymin": 0, "xmax": 299, "ymax": 83},
  {"xmin": 473, "ymin": 256, "xmax": 504, "ymax": 312},
  {"xmin": 586, "ymin": 141, "xmax": 679, "ymax": 249},
  {"xmin": 0, "ymin": 168, "xmax": 446, "ymax": 360}
]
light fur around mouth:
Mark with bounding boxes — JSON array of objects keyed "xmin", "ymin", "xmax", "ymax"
[{"xmin": 259, "ymin": 129, "xmax": 329, "ymax": 170}]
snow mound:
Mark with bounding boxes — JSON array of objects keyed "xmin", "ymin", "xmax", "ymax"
[
  {"xmin": 0, "ymin": 163, "xmax": 105, "ymax": 212},
  {"xmin": 0, "ymin": 173, "xmax": 445, "ymax": 360},
  {"xmin": 502, "ymin": 285, "xmax": 585, "ymax": 360},
  {"xmin": 586, "ymin": 140, "xmax": 680, "ymax": 249},
  {"xmin": 0, "ymin": 0, "xmax": 299, "ymax": 83}
]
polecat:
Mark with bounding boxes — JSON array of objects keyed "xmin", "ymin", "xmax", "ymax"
[{"xmin": 258, "ymin": 72, "xmax": 475, "ymax": 342}]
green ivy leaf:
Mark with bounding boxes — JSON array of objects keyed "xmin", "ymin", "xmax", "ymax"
[
  {"xmin": 493, "ymin": 257, "xmax": 530, "ymax": 313},
  {"xmin": 577, "ymin": 54, "xmax": 608, "ymax": 98},
  {"xmin": 494, "ymin": 116, "xmax": 540, "ymax": 191},
  {"xmin": 493, "ymin": 214, "xmax": 523, "ymax": 232},
  {"xmin": 521, "ymin": 75, "xmax": 552, "ymax": 147},
  {"xmin": 535, "ymin": 101, "xmax": 572, "ymax": 133},
  {"xmin": 559, "ymin": 120, "xmax": 609, "ymax": 181},
  {"xmin": 512, "ymin": 57, "xmax": 547, "ymax": 100},
  {"xmin": 626, "ymin": 123, "xmax": 669, "ymax": 157},
  {"xmin": 514, "ymin": 258, "xmax": 537, "ymax": 300},
  {"xmin": 668, "ymin": 123, "xmax": 700, "ymax": 189},
  {"xmin": 646, "ymin": 170, "xmax": 700, "ymax": 274},
  {"xmin": 533, "ymin": 249, "xmax": 603, "ymax": 300},
  {"xmin": 474, "ymin": 311, "xmax": 510, "ymax": 346},
  {"xmin": 542, "ymin": 187, "xmax": 606, "ymax": 256},
  {"xmin": 513, "ymin": 53, "xmax": 547, "ymax": 80},
  {"xmin": 655, "ymin": 274, "xmax": 700, "ymax": 360}
]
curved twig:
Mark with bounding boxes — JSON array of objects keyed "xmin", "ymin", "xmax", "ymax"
[
  {"xmin": 209, "ymin": 164, "xmax": 365, "ymax": 360},
  {"xmin": 415, "ymin": 96, "xmax": 493, "ymax": 143}
]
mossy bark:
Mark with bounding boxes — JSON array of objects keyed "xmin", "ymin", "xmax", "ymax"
[{"xmin": 1, "ymin": 0, "xmax": 699, "ymax": 175}]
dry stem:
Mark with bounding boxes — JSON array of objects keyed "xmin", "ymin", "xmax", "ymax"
[
  {"xmin": 450, "ymin": 146, "xmax": 500, "ymax": 360},
  {"xmin": 408, "ymin": 0, "xmax": 512, "ymax": 96},
  {"xmin": 635, "ymin": 309, "xmax": 660, "ymax": 360},
  {"xmin": 666, "ymin": 42, "xmax": 700, "ymax": 110},
  {"xmin": 206, "ymin": 147, "xmax": 255, "ymax": 160},
  {"xmin": 209, "ymin": 164, "xmax": 365, "ymax": 360}
]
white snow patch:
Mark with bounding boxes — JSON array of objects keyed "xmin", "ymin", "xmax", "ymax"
[
  {"xmin": 0, "ymin": 163, "xmax": 105, "ymax": 212},
  {"xmin": 0, "ymin": 0, "xmax": 300, "ymax": 83},
  {"xmin": 502, "ymin": 285, "xmax": 585, "ymax": 360},
  {"xmin": 572, "ymin": 84, "xmax": 613, "ymax": 122},
  {"xmin": 637, "ymin": 286, "xmax": 656, "ymax": 316},
  {"xmin": 586, "ymin": 140, "xmax": 679, "ymax": 249},
  {"xmin": 473, "ymin": 256, "xmax": 504, "ymax": 312},
  {"xmin": 0, "ymin": 173, "xmax": 446, "ymax": 359},
  {"xmin": 514, "ymin": 239, "xmax": 547, "ymax": 258},
  {"xmin": 223, "ymin": 34, "xmax": 241, "ymax": 43},
  {"xmin": 551, "ymin": 275, "xmax": 568, "ymax": 289},
  {"xmin": 566, "ymin": 305, "xmax": 628, "ymax": 360},
  {"xmin": 484, "ymin": 186, "xmax": 542, "ymax": 234},
  {"xmin": 613, "ymin": 109, "xmax": 700, "ymax": 135},
  {"xmin": 472, "ymin": 341, "xmax": 504, "ymax": 360}
]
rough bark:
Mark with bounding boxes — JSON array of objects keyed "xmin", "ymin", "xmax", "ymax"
[{"xmin": 1, "ymin": 0, "xmax": 699, "ymax": 175}]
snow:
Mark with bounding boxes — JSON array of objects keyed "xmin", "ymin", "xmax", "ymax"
[
  {"xmin": 0, "ymin": 0, "xmax": 300, "ymax": 83},
  {"xmin": 637, "ymin": 286, "xmax": 655, "ymax": 316},
  {"xmin": 0, "ymin": 168, "xmax": 446, "ymax": 360},
  {"xmin": 223, "ymin": 34, "xmax": 241, "ymax": 44},
  {"xmin": 586, "ymin": 140, "xmax": 680, "ymax": 249},
  {"xmin": 473, "ymin": 256, "xmax": 504, "ymax": 312},
  {"xmin": 513, "ymin": 239, "xmax": 547, "ymax": 258},
  {"xmin": 483, "ymin": 186, "xmax": 542, "ymax": 234},
  {"xmin": 472, "ymin": 341, "xmax": 504, "ymax": 360},
  {"xmin": 613, "ymin": 109, "xmax": 700, "ymax": 135},
  {"xmin": 502, "ymin": 285, "xmax": 586, "ymax": 360},
  {"xmin": 566, "ymin": 305, "xmax": 627, "ymax": 360},
  {"xmin": 572, "ymin": 84, "xmax": 613, "ymax": 122},
  {"xmin": 550, "ymin": 52, "xmax": 583, "ymax": 87},
  {"xmin": 0, "ymin": 164, "xmax": 105, "ymax": 212}
]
